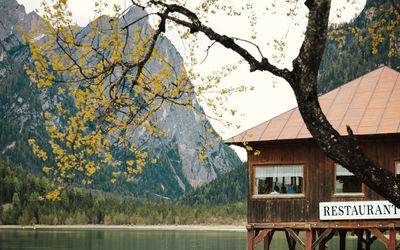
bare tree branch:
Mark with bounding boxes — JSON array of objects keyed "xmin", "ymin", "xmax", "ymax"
[
  {"xmin": 150, "ymin": 1, "xmax": 292, "ymax": 80},
  {"xmin": 147, "ymin": 0, "xmax": 400, "ymax": 207}
]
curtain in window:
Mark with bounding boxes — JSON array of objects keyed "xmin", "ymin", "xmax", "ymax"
[
  {"xmin": 255, "ymin": 165, "xmax": 303, "ymax": 178},
  {"xmin": 336, "ymin": 164, "xmax": 354, "ymax": 176}
]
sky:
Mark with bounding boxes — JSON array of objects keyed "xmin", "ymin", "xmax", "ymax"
[{"xmin": 17, "ymin": 0, "xmax": 366, "ymax": 160}]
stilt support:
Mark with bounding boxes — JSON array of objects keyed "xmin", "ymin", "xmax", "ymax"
[
  {"xmin": 247, "ymin": 227, "xmax": 254, "ymax": 250},
  {"xmin": 254, "ymin": 229, "xmax": 273, "ymax": 246},
  {"xmin": 339, "ymin": 230, "xmax": 346, "ymax": 250},
  {"xmin": 286, "ymin": 228, "xmax": 306, "ymax": 249},
  {"xmin": 264, "ymin": 230, "xmax": 274, "ymax": 250},
  {"xmin": 247, "ymin": 227, "xmax": 274, "ymax": 250},
  {"xmin": 285, "ymin": 229, "xmax": 297, "ymax": 250},
  {"xmin": 305, "ymin": 230, "xmax": 313, "ymax": 250},
  {"xmin": 247, "ymin": 225, "xmax": 397, "ymax": 250},
  {"xmin": 367, "ymin": 228, "xmax": 397, "ymax": 250},
  {"xmin": 313, "ymin": 229, "xmax": 333, "ymax": 250}
]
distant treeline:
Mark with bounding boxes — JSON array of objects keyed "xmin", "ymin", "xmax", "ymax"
[{"xmin": 0, "ymin": 160, "xmax": 246, "ymax": 225}]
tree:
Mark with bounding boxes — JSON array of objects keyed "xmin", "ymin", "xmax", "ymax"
[{"xmin": 24, "ymin": 0, "xmax": 400, "ymax": 205}]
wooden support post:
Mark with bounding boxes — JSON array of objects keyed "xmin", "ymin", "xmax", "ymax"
[
  {"xmin": 356, "ymin": 230, "xmax": 364, "ymax": 250},
  {"xmin": 246, "ymin": 228, "xmax": 274, "ymax": 250},
  {"xmin": 247, "ymin": 228, "xmax": 254, "ymax": 250},
  {"xmin": 305, "ymin": 230, "xmax": 313, "ymax": 250},
  {"xmin": 254, "ymin": 229, "xmax": 273, "ymax": 247},
  {"xmin": 320, "ymin": 229, "xmax": 335, "ymax": 250},
  {"xmin": 286, "ymin": 228, "xmax": 306, "ymax": 249},
  {"xmin": 389, "ymin": 229, "xmax": 396, "ymax": 250},
  {"xmin": 369, "ymin": 228, "xmax": 389, "ymax": 248},
  {"xmin": 264, "ymin": 236, "xmax": 270, "ymax": 250},
  {"xmin": 318, "ymin": 230, "xmax": 326, "ymax": 250},
  {"xmin": 312, "ymin": 229, "xmax": 333, "ymax": 250},
  {"xmin": 365, "ymin": 229, "xmax": 371, "ymax": 250},
  {"xmin": 285, "ymin": 229, "xmax": 297, "ymax": 250},
  {"xmin": 264, "ymin": 229, "xmax": 274, "ymax": 250},
  {"xmin": 339, "ymin": 230, "xmax": 346, "ymax": 250}
]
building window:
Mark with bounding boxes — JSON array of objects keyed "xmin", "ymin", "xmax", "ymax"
[
  {"xmin": 396, "ymin": 162, "xmax": 400, "ymax": 180},
  {"xmin": 254, "ymin": 165, "xmax": 303, "ymax": 195},
  {"xmin": 335, "ymin": 164, "xmax": 363, "ymax": 193}
]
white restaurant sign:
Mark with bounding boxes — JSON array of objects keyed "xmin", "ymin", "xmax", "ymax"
[{"xmin": 319, "ymin": 201, "xmax": 400, "ymax": 220}]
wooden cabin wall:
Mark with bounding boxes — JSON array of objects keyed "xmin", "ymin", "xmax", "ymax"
[{"xmin": 246, "ymin": 136, "xmax": 400, "ymax": 224}]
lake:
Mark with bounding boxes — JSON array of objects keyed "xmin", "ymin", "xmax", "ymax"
[{"xmin": 0, "ymin": 228, "xmax": 387, "ymax": 249}]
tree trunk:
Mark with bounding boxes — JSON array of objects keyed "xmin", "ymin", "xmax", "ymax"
[{"xmin": 148, "ymin": 0, "xmax": 400, "ymax": 206}]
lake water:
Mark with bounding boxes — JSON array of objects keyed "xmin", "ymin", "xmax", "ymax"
[{"xmin": 0, "ymin": 228, "xmax": 387, "ymax": 249}]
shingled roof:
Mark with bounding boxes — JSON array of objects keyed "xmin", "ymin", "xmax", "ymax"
[{"xmin": 226, "ymin": 66, "xmax": 400, "ymax": 144}]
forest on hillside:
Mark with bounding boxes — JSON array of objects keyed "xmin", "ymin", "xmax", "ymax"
[
  {"xmin": 0, "ymin": 160, "xmax": 246, "ymax": 225},
  {"xmin": 318, "ymin": 0, "xmax": 399, "ymax": 93}
]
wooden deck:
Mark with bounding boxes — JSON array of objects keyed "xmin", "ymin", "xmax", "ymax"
[{"xmin": 247, "ymin": 223, "xmax": 399, "ymax": 250}]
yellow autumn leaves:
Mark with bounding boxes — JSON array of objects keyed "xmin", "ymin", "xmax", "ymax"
[
  {"xmin": 328, "ymin": 4, "xmax": 399, "ymax": 56},
  {"xmin": 24, "ymin": 0, "xmax": 232, "ymax": 200}
]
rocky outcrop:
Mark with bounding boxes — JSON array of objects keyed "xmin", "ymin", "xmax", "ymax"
[{"xmin": 0, "ymin": 0, "xmax": 45, "ymax": 41}]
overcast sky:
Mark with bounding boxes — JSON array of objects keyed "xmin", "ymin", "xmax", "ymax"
[{"xmin": 17, "ymin": 0, "xmax": 366, "ymax": 160}]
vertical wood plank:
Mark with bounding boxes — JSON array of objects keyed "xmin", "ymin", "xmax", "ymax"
[
  {"xmin": 318, "ymin": 229, "xmax": 326, "ymax": 250},
  {"xmin": 357, "ymin": 230, "xmax": 364, "ymax": 250},
  {"xmin": 365, "ymin": 230, "xmax": 371, "ymax": 250},
  {"xmin": 264, "ymin": 235, "xmax": 270, "ymax": 250},
  {"xmin": 305, "ymin": 230, "xmax": 313, "ymax": 250},
  {"xmin": 248, "ymin": 139, "xmax": 400, "ymax": 224},
  {"xmin": 247, "ymin": 228, "xmax": 254, "ymax": 250},
  {"xmin": 264, "ymin": 229, "xmax": 275, "ymax": 250},
  {"xmin": 339, "ymin": 230, "xmax": 346, "ymax": 250},
  {"xmin": 389, "ymin": 229, "xmax": 396, "ymax": 250}
]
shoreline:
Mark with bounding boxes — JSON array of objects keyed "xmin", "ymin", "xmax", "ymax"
[{"xmin": 0, "ymin": 224, "xmax": 247, "ymax": 232}]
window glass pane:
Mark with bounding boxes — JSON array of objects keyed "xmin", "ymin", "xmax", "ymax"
[
  {"xmin": 335, "ymin": 164, "xmax": 362, "ymax": 193},
  {"xmin": 396, "ymin": 162, "xmax": 400, "ymax": 175},
  {"xmin": 254, "ymin": 165, "xmax": 303, "ymax": 195}
]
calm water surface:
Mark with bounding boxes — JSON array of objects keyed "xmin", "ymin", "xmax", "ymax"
[{"xmin": 0, "ymin": 229, "xmax": 387, "ymax": 249}]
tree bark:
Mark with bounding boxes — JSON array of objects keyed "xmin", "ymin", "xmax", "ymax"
[
  {"xmin": 145, "ymin": 0, "xmax": 400, "ymax": 206},
  {"xmin": 290, "ymin": 0, "xmax": 400, "ymax": 207}
]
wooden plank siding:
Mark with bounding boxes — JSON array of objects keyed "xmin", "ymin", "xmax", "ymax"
[{"xmin": 246, "ymin": 134, "xmax": 400, "ymax": 225}]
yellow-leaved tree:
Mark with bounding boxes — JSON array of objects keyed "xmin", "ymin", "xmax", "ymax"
[{"xmin": 24, "ymin": 0, "xmax": 400, "ymax": 205}]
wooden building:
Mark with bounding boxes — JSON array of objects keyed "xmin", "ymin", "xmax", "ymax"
[{"xmin": 226, "ymin": 66, "xmax": 400, "ymax": 250}]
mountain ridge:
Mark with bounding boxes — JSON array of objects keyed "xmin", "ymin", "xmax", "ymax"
[{"xmin": 0, "ymin": 0, "xmax": 241, "ymax": 199}]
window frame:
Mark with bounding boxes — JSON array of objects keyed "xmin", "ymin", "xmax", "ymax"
[
  {"xmin": 251, "ymin": 163, "xmax": 305, "ymax": 199},
  {"xmin": 333, "ymin": 163, "xmax": 364, "ymax": 196}
]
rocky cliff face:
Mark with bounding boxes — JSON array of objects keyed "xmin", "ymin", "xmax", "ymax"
[
  {"xmin": 0, "ymin": 0, "xmax": 69, "ymax": 176},
  {"xmin": 0, "ymin": 0, "xmax": 241, "ymax": 198},
  {"xmin": 0, "ymin": 0, "xmax": 45, "ymax": 41}
]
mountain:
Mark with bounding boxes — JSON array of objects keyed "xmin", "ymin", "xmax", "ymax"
[
  {"xmin": 318, "ymin": 0, "xmax": 399, "ymax": 93},
  {"xmin": 0, "ymin": 0, "xmax": 241, "ymax": 199},
  {"xmin": 177, "ymin": 162, "xmax": 247, "ymax": 206},
  {"xmin": 0, "ymin": 0, "xmax": 52, "ymax": 173}
]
